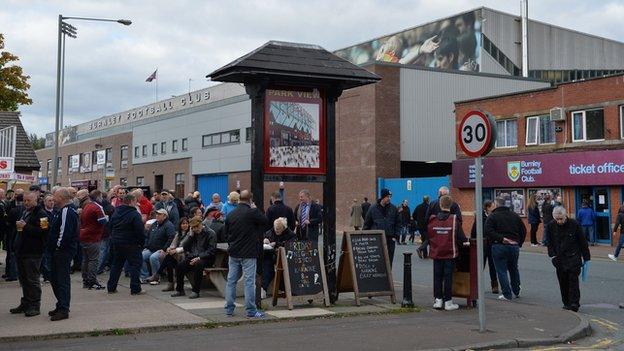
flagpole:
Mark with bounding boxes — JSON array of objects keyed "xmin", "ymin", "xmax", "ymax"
[{"xmin": 156, "ymin": 68, "xmax": 159, "ymax": 102}]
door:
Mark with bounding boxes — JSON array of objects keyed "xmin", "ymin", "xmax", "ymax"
[
  {"xmin": 197, "ymin": 174, "xmax": 229, "ymax": 205},
  {"xmin": 594, "ymin": 187, "xmax": 611, "ymax": 244},
  {"xmin": 154, "ymin": 175, "xmax": 164, "ymax": 193}
]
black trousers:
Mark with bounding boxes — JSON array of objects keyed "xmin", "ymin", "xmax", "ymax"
[
  {"xmin": 433, "ymin": 259, "xmax": 454, "ymax": 302},
  {"xmin": 50, "ymin": 250, "xmax": 73, "ymax": 313},
  {"xmin": 17, "ymin": 257, "xmax": 42, "ymax": 310},
  {"xmin": 556, "ymin": 267, "xmax": 581, "ymax": 309},
  {"xmin": 176, "ymin": 257, "xmax": 213, "ymax": 293},
  {"xmin": 107, "ymin": 244, "xmax": 142, "ymax": 294},
  {"xmin": 156, "ymin": 255, "xmax": 178, "ymax": 283},
  {"xmin": 387, "ymin": 238, "xmax": 396, "ymax": 268},
  {"xmin": 530, "ymin": 223, "xmax": 539, "ymax": 245}
]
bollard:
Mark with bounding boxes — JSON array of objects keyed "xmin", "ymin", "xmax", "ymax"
[{"xmin": 401, "ymin": 252, "xmax": 414, "ymax": 308}]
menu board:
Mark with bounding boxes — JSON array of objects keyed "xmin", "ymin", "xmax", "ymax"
[
  {"xmin": 350, "ymin": 233, "xmax": 391, "ymax": 293},
  {"xmin": 284, "ymin": 240, "xmax": 324, "ymax": 297}
]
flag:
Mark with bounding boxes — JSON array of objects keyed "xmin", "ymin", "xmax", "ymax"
[{"xmin": 146, "ymin": 70, "xmax": 157, "ymax": 82}]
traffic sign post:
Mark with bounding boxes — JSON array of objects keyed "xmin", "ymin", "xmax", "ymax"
[{"xmin": 458, "ymin": 110, "xmax": 496, "ymax": 333}]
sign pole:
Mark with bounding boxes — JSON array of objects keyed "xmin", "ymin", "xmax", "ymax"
[{"xmin": 475, "ymin": 156, "xmax": 486, "ymax": 332}]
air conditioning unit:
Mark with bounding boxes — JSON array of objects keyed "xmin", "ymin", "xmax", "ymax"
[{"xmin": 550, "ymin": 107, "xmax": 565, "ymax": 121}]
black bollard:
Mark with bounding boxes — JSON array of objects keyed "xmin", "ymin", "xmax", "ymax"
[{"xmin": 401, "ymin": 252, "xmax": 414, "ymax": 308}]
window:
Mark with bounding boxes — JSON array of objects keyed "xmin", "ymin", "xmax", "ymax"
[
  {"xmin": 172, "ymin": 139, "xmax": 178, "ymax": 153},
  {"xmin": 525, "ymin": 115, "xmax": 555, "ymax": 145},
  {"xmin": 152, "ymin": 143, "xmax": 158, "ymax": 155},
  {"xmin": 175, "ymin": 173, "xmax": 185, "ymax": 184},
  {"xmin": 181, "ymin": 138, "xmax": 188, "ymax": 151},
  {"xmin": 142, "ymin": 145, "xmax": 147, "ymax": 157},
  {"xmin": 572, "ymin": 109, "xmax": 604, "ymax": 142},
  {"xmin": 120, "ymin": 177, "xmax": 128, "ymax": 187},
  {"xmin": 620, "ymin": 106, "xmax": 624, "ymax": 139},
  {"xmin": 495, "ymin": 119, "xmax": 517, "ymax": 148},
  {"xmin": 57, "ymin": 157, "xmax": 62, "ymax": 176},
  {"xmin": 174, "ymin": 173, "xmax": 185, "ymax": 199},
  {"xmin": 92, "ymin": 151, "xmax": 98, "ymax": 166},
  {"xmin": 246, "ymin": 127, "xmax": 252, "ymax": 143},
  {"xmin": 134, "ymin": 146, "xmax": 139, "ymax": 158},
  {"xmin": 105, "ymin": 148, "xmax": 112, "ymax": 167},
  {"xmin": 161, "ymin": 141, "xmax": 166, "ymax": 154},
  {"xmin": 120, "ymin": 145, "xmax": 128, "ymax": 169},
  {"xmin": 47, "ymin": 159, "xmax": 52, "ymax": 177},
  {"xmin": 136, "ymin": 177, "xmax": 144, "ymax": 186},
  {"xmin": 202, "ymin": 129, "xmax": 241, "ymax": 148}
]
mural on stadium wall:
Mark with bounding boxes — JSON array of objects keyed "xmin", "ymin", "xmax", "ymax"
[
  {"xmin": 264, "ymin": 88, "xmax": 326, "ymax": 175},
  {"xmin": 334, "ymin": 10, "xmax": 482, "ymax": 72}
]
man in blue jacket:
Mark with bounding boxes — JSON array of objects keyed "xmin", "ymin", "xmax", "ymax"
[
  {"xmin": 577, "ymin": 201, "xmax": 596, "ymax": 246},
  {"xmin": 107, "ymin": 193, "xmax": 145, "ymax": 295},
  {"xmin": 46, "ymin": 187, "xmax": 79, "ymax": 321}
]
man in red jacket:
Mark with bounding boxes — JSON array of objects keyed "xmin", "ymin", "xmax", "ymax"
[
  {"xmin": 77, "ymin": 189, "xmax": 109, "ymax": 290},
  {"xmin": 132, "ymin": 189, "xmax": 153, "ymax": 223}
]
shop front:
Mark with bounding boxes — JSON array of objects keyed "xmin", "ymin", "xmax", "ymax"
[{"xmin": 452, "ymin": 149, "xmax": 624, "ymax": 245}]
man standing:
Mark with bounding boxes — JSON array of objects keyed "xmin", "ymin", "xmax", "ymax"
[
  {"xmin": 107, "ymin": 193, "xmax": 145, "ymax": 295},
  {"xmin": 10, "ymin": 192, "xmax": 49, "ymax": 317},
  {"xmin": 143, "ymin": 209, "xmax": 176, "ymax": 284},
  {"xmin": 547, "ymin": 207, "xmax": 590, "ymax": 312},
  {"xmin": 4, "ymin": 191, "xmax": 24, "ymax": 281},
  {"xmin": 41, "ymin": 194, "xmax": 56, "ymax": 283},
  {"xmin": 294, "ymin": 189, "xmax": 323, "ymax": 245},
  {"xmin": 46, "ymin": 187, "xmax": 79, "ymax": 321},
  {"xmin": 541, "ymin": 194, "xmax": 554, "ymax": 245},
  {"xmin": 420, "ymin": 187, "xmax": 462, "ymax": 259},
  {"xmin": 485, "ymin": 196, "xmax": 526, "ymax": 301},
  {"xmin": 363, "ymin": 188, "xmax": 400, "ymax": 267},
  {"xmin": 224, "ymin": 190, "xmax": 267, "ymax": 318},
  {"xmin": 76, "ymin": 189, "xmax": 108, "ymax": 290},
  {"xmin": 413, "ymin": 196, "xmax": 430, "ymax": 247},
  {"xmin": 361, "ymin": 197, "xmax": 371, "ymax": 221},
  {"xmin": 266, "ymin": 191, "xmax": 295, "ymax": 231}
]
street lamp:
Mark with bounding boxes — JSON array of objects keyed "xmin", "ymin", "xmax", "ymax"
[{"xmin": 51, "ymin": 15, "xmax": 131, "ymax": 187}]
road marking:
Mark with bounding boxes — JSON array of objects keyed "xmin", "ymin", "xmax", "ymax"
[
  {"xmin": 532, "ymin": 338, "xmax": 614, "ymax": 350},
  {"xmin": 591, "ymin": 318, "xmax": 619, "ymax": 331}
]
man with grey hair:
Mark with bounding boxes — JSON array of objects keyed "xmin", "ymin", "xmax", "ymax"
[
  {"xmin": 294, "ymin": 189, "xmax": 322, "ymax": 245},
  {"xmin": 205, "ymin": 193, "xmax": 224, "ymax": 213},
  {"xmin": 546, "ymin": 206, "xmax": 590, "ymax": 312},
  {"xmin": 485, "ymin": 196, "xmax": 526, "ymax": 301},
  {"xmin": 419, "ymin": 187, "xmax": 462, "ymax": 259}
]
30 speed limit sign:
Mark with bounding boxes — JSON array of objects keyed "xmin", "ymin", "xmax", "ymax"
[{"xmin": 458, "ymin": 111, "xmax": 496, "ymax": 157}]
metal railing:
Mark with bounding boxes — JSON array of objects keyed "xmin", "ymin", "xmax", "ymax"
[{"xmin": 0, "ymin": 126, "xmax": 17, "ymax": 159}]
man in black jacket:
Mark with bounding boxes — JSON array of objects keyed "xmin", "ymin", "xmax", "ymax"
[
  {"xmin": 4, "ymin": 192, "xmax": 23, "ymax": 281},
  {"xmin": 485, "ymin": 196, "xmax": 526, "ymax": 301},
  {"xmin": 546, "ymin": 206, "xmax": 590, "ymax": 312},
  {"xmin": 363, "ymin": 188, "xmax": 400, "ymax": 267},
  {"xmin": 266, "ymin": 191, "xmax": 295, "ymax": 231},
  {"xmin": 361, "ymin": 197, "xmax": 371, "ymax": 220},
  {"xmin": 224, "ymin": 190, "xmax": 267, "ymax": 318},
  {"xmin": 171, "ymin": 217, "xmax": 216, "ymax": 299},
  {"xmin": 541, "ymin": 194, "xmax": 555, "ymax": 245},
  {"xmin": 107, "ymin": 193, "xmax": 145, "ymax": 295},
  {"xmin": 10, "ymin": 192, "xmax": 49, "ymax": 317},
  {"xmin": 142, "ymin": 209, "xmax": 175, "ymax": 283},
  {"xmin": 294, "ymin": 189, "xmax": 322, "ymax": 244}
]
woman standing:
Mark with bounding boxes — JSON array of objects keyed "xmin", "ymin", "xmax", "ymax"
[
  {"xmin": 349, "ymin": 199, "xmax": 363, "ymax": 230},
  {"xmin": 527, "ymin": 194, "xmax": 541, "ymax": 246}
]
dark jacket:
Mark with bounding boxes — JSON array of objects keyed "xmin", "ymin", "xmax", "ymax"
[
  {"xmin": 110, "ymin": 204, "xmax": 145, "ymax": 247},
  {"xmin": 613, "ymin": 208, "xmax": 624, "ymax": 234},
  {"xmin": 47, "ymin": 203, "xmax": 79, "ymax": 254},
  {"xmin": 14, "ymin": 205, "xmax": 49, "ymax": 258},
  {"xmin": 209, "ymin": 219, "xmax": 225, "ymax": 243},
  {"xmin": 181, "ymin": 227, "xmax": 217, "ymax": 261},
  {"xmin": 266, "ymin": 201, "xmax": 296, "ymax": 231},
  {"xmin": 413, "ymin": 201, "xmax": 429, "ymax": 230},
  {"xmin": 485, "ymin": 206, "xmax": 526, "ymax": 247},
  {"xmin": 363, "ymin": 200, "xmax": 400, "ymax": 241},
  {"xmin": 264, "ymin": 227, "xmax": 296, "ymax": 249},
  {"xmin": 224, "ymin": 203, "xmax": 268, "ymax": 258},
  {"xmin": 427, "ymin": 211, "xmax": 467, "ymax": 259},
  {"xmin": 546, "ymin": 218, "xmax": 590, "ymax": 271},
  {"xmin": 470, "ymin": 210, "xmax": 488, "ymax": 239},
  {"xmin": 542, "ymin": 202, "xmax": 554, "ymax": 225},
  {"xmin": 528, "ymin": 206, "xmax": 541, "ymax": 224},
  {"xmin": 294, "ymin": 202, "xmax": 323, "ymax": 241},
  {"xmin": 361, "ymin": 201, "xmax": 371, "ymax": 220},
  {"xmin": 398, "ymin": 205, "xmax": 411, "ymax": 225},
  {"xmin": 145, "ymin": 220, "xmax": 176, "ymax": 252},
  {"xmin": 425, "ymin": 199, "xmax": 462, "ymax": 227}
]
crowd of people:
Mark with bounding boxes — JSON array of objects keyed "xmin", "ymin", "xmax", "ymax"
[
  {"xmin": 1, "ymin": 184, "xmax": 326, "ymax": 320},
  {"xmin": 269, "ymin": 145, "xmax": 320, "ymax": 168}
]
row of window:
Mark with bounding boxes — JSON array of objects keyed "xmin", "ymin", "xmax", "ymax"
[
  {"xmin": 529, "ymin": 70, "xmax": 624, "ymax": 84},
  {"xmin": 135, "ymin": 138, "xmax": 188, "ymax": 159},
  {"xmin": 494, "ymin": 106, "xmax": 624, "ymax": 148},
  {"xmin": 135, "ymin": 173, "xmax": 185, "ymax": 187}
]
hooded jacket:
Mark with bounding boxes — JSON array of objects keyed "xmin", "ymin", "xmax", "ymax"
[
  {"xmin": 110, "ymin": 204, "xmax": 145, "ymax": 247},
  {"xmin": 546, "ymin": 217, "xmax": 590, "ymax": 271}
]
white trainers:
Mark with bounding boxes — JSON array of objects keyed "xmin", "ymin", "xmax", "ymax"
[
  {"xmin": 498, "ymin": 295, "xmax": 510, "ymax": 301},
  {"xmin": 608, "ymin": 254, "xmax": 617, "ymax": 262},
  {"xmin": 444, "ymin": 300, "xmax": 459, "ymax": 311},
  {"xmin": 433, "ymin": 298, "xmax": 443, "ymax": 309},
  {"xmin": 261, "ymin": 288, "xmax": 267, "ymax": 299}
]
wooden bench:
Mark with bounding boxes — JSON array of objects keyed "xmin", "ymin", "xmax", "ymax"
[{"xmin": 192, "ymin": 246, "xmax": 244, "ymax": 297}]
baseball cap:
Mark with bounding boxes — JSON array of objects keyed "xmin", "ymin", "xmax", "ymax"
[
  {"xmin": 380, "ymin": 188, "xmax": 392, "ymax": 199},
  {"xmin": 156, "ymin": 209, "xmax": 168, "ymax": 216}
]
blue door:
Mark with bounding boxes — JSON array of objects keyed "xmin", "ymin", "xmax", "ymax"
[
  {"xmin": 197, "ymin": 174, "xmax": 229, "ymax": 205},
  {"xmin": 575, "ymin": 187, "xmax": 611, "ymax": 244}
]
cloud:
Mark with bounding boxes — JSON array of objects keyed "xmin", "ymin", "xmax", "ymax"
[{"xmin": 1, "ymin": 0, "xmax": 623, "ymax": 135}]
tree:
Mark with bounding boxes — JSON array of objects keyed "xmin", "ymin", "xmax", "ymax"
[
  {"xmin": 29, "ymin": 132, "xmax": 45, "ymax": 150},
  {"xmin": 0, "ymin": 33, "xmax": 32, "ymax": 111}
]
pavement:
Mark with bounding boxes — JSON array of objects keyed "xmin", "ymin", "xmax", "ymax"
[{"xmin": 0, "ymin": 246, "xmax": 593, "ymax": 351}]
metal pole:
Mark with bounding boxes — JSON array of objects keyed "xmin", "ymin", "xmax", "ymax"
[
  {"xmin": 60, "ymin": 32, "xmax": 66, "ymax": 129},
  {"xmin": 475, "ymin": 156, "xmax": 486, "ymax": 332},
  {"xmin": 52, "ymin": 14, "xmax": 63, "ymax": 186},
  {"xmin": 521, "ymin": 0, "xmax": 529, "ymax": 77},
  {"xmin": 401, "ymin": 252, "xmax": 414, "ymax": 308}
]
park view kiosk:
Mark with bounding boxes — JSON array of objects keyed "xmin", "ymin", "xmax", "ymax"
[{"xmin": 208, "ymin": 41, "xmax": 380, "ymax": 303}]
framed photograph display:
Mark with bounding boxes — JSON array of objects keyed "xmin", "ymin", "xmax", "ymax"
[
  {"xmin": 494, "ymin": 188, "xmax": 526, "ymax": 217},
  {"xmin": 264, "ymin": 88, "xmax": 326, "ymax": 175},
  {"xmin": 528, "ymin": 188, "xmax": 562, "ymax": 215}
]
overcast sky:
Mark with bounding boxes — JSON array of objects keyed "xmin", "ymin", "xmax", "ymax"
[{"xmin": 2, "ymin": 0, "xmax": 623, "ymax": 136}]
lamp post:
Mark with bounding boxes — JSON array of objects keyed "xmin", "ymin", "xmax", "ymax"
[{"xmin": 51, "ymin": 15, "xmax": 131, "ymax": 186}]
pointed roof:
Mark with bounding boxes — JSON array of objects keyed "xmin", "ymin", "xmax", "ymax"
[
  {"xmin": 207, "ymin": 41, "xmax": 380, "ymax": 89},
  {"xmin": 0, "ymin": 111, "xmax": 40, "ymax": 171}
]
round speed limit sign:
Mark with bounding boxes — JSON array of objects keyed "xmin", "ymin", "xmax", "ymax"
[{"xmin": 458, "ymin": 111, "xmax": 495, "ymax": 157}]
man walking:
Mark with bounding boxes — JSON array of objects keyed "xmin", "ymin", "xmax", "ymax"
[
  {"xmin": 485, "ymin": 196, "xmax": 526, "ymax": 301},
  {"xmin": 46, "ymin": 187, "xmax": 79, "ymax": 321},
  {"xmin": 363, "ymin": 188, "xmax": 400, "ymax": 267},
  {"xmin": 224, "ymin": 190, "xmax": 267, "ymax": 318},
  {"xmin": 76, "ymin": 189, "xmax": 108, "ymax": 290},
  {"xmin": 294, "ymin": 189, "xmax": 322, "ymax": 245},
  {"xmin": 10, "ymin": 192, "xmax": 49, "ymax": 317},
  {"xmin": 546, "ymin": 206, "xmax": 590, "ymax": 312}
]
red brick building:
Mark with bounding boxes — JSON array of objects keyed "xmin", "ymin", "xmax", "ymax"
[{"xmin": 452, "ymin": 74, "xmax": 624, "ymax": 246}]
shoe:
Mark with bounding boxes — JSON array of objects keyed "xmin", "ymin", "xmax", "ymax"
[
  {"xmin": 491, "ymin": 281, "xmax": 499, "ymax": 294},
  {"xmin": 140, "ymin": 279, "xmax": 149, "ymax": 284},
  {"xmin": 433, "ymin": 298, "xmax": 443, "ymax": 309},
  {"xmin": 562, "ymin": 305, "xmax": 571, "ymax": 310},
  {"xmin": 89, "ymin": 283, "xmax": 105, "ymax": 290},
  {"xmin": 188, "ymin": 292, "xmax": 199, "ymax": 299},
  {"xmin": 498, "ymin": 295, "xmax": 511, "ymax": 301},
  {"xmin": 569, "ymin": 304, "xmax": 579, "ymax": 312},
  {"xmin": 48, "ymin": 308, "xmax": 58, "ymax": 316},
  {"xmin": 147, "ymin": 274, "xmax": 160, "ymax": 283},
  {"xmin": 171, "ymin": 291, "xmax": 186, "ymax": 297},
  {"xmin": 417, "ymin": 250, "xmax": 424, "ymax": 259},
  {"xmin": 261, "ymin": 288, "xmax": 267, "ymax": 299},
  {"xmin": 608, "ymin": 254, "xmax": 617, "ymax": 262},
  {"xmin": 107, "ymin": 290, "xmax": 118, "ymax": 294},
  {"xmin": 246, "ymin": 311, "xmax": 266, "ymax": 319},
  {"xmin": 149, "ymin": 280, "xmax": 160, "ymax": 285},
  {"xmin": 531, "ymin": 244, "xmax": 538, "ymax": 247},
  {"xmin": 50, "ymin": 311, "xmax": 69, "ymax": 321},
  {"xmin": 10, "ymin": 305, "xmax": 25, "ymax": 314},
  {"xmin": 161, "ymin": 283, "xmax": 175, "ymax": 292},
  {"xmin": 444, "ymin": 300, "xmax": 459, "ymax": 311},
  {"xmin": 130, "ymin": 290, "xmax": 145, "ymax": 296},
  {"xmin": 24, "ymin": 309, "xmax": 40, "ymax": 317}
]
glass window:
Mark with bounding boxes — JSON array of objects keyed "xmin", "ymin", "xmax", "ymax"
[
  {"xmin": 246, "ymin": 127, "xmax": 252, "ymax": 143},
  {"xmin": 527, "ymin": 115, "xmax": 555, "ymax": 145},
  {"xmin": 182, "ymin": 138, "xmax": 188, "ymax": 151},
  {"xmin": 221, "ymin": 132, "xmax": 230, "ymax": 143},
  {"xmin": 572, "ymin": 109, "xmax": 604, "ymax": 142},
  {"xmin": 152, "ymin": 143, "xmax": 157, "ymax": 155},
  {"xmin": 120, "ymin": 145, "xmax": 128, "ymax": 169},
  {"xmin": 572, "ymin": 112, "xmax": 584, "ymax": 141},
  {"xmin": 525, "ymin": 117, "xmax": 538, "ymax": 145},
  {"xmin": 120, "ymin": 177, "xmax": 127, "ymax": 187},
  {"xmin": 142, "ymin": 145, "xmax": 147, "ymax": 157},
  {"xmin": 620, "ymin": 106, "xmax": 624, "ymax": 139},
  {"xmin": 211, "ymin": 134, "xmax": 220, "ymax": 145},
  {"xmin": 495, "ymin": 119, "xmax": 517, "ymax": 148},
  {"xmin": 47, "ymin": 159, "xmax": 52, "ymax": 177},
  {"xmin": 57, "ymin": 157, "xmax": 62, "ymax": 176},
  {"xmin": 161, "ymin": 142, "xmax": 166, "ymax": 154},
  {"xmin": 172, "ymin": 140, "xmax": 178, "ymax": 152},
  {"xmin": 202, "ymin": 135, "xmax": 211, "ymax": 147},
  {"xmin": 106, "ymin": 148, "xmax": 112, "ymax": 166},
  {"xmin": 134, "ymin": 146, "xmax": 139, "ymax": 158},
  {"xmin": 230, "ymin": 129, "xmax": 240, "ymax": 143},
  {"xmin": 175, "ymin": 173, "xmax": 184, "ymax": 184},
  {"xmin": 136, "ymin": 177, "xmax": 144, "ymax": 186}
]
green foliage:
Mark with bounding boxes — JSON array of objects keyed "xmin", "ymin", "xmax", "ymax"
[
  {"xmin": 0, "ymin": 33, "xmax": 32, "ymax": 111},
  {"xmin": 28, "ymin": 132, "xmax": 45, "ymax": 150}
]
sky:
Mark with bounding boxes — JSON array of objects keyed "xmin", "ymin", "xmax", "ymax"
[{"xmin": 1, "ymin": 0, "xmax": 623, "ymax": 136}]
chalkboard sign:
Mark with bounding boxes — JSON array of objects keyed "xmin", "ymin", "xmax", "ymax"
[
  {"xmin": 337, "ymin": 231, "xmax": 396, "ymax": 305},
  {"xmin": 272, "ymin": 241, "xmax": 329, "ymax": 310}
]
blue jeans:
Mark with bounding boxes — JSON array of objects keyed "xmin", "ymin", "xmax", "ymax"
[
  {"xmin": 581, "ymin": 225, "xmax": 595, "ymax": 244},
  {"xmin": 97, "ymin": 237, "xmax": 111, "ymax": 274},
  {"xmin": 141, "ymin": 249, "xmax": 162, "ymax": 279},
  {"xmin": 614, "ymin": 233, "xmax": 624, "ymax": 258},
  {"xmin": 491, "ymin": 244, "xmax": 521, "ymax": 299},
  {"xmin": 225, "ymin": 257, "xmax": 257, "ymax": 316}
]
